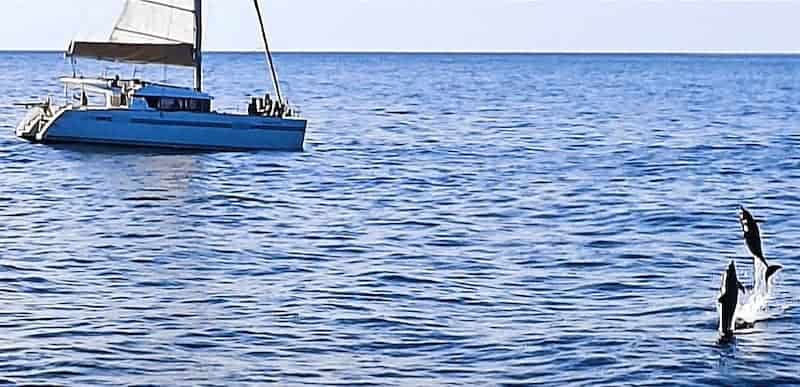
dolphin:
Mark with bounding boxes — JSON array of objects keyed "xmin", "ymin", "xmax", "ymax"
[
  {"xmin": 718, "ymin": 260, "xmax": 745, "ymax": 338},
  {"xmin": 739, "ymin": 206, "xmax": 782, "ymax": 284}
]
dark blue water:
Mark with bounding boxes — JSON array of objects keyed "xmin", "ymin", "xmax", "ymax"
[{"xmin": 1, "ymin": 52, "xmax": 799, "ymax": 386}]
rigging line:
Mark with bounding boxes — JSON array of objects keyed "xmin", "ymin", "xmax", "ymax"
[{"xmin": 253, "ymin": 0, "xmax": 283, "ymax": 102}]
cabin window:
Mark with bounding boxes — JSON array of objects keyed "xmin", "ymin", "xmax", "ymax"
[
  {"xmin": 145, "ymin": 96, "xmax": 159, "ymax": 109},
  {"xmin": 189, "ymin": 99, "xmax": 210, "ymax": 112},
  {"xmin": 141, "ymin": 97, "xmax": 210, "ymax": 113}
]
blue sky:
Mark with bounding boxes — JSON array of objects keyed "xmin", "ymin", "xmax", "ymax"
[{"xmin": 1, "ymin": 0, "xmax": 799, "ymax": 52}]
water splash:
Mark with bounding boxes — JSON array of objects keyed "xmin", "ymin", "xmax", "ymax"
[{"xmin": 736, "ymin": 262, "xmax": 781, "ymax": 325}]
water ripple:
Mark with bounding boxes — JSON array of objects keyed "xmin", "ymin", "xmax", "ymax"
[{"xmin": 0, "ymin": 53, "xmax": 799, "ymax": 385}]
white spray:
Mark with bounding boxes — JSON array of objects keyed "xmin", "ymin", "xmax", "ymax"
[{"xmin": 735, "ymin": 261, "xmax": 778, "ymax": 325}]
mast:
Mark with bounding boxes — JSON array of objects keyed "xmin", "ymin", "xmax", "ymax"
[
  {"xmin": 194, "ymin": 0, "xmax": 203, "ymax": 91},
  {"xmin": 253, "ymin": 0, "xmax": 283, "ymax": 102}
]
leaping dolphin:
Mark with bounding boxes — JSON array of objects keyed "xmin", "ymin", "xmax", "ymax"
[
  {"xmin": 739, "ymin": 206, "xmax": 782, "ymax": 284},
  {"xmin": 718, "ymin": 260, "xmax": 745, "ymax": 338}
]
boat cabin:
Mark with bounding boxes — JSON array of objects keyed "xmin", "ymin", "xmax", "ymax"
[
  {"xmin": 133, "ymin": 84, "xmax": 212, "ymax": 113},
  {"xmin": 61, "ymin": 77, "xmax": 291, "ymax": 118},
  {"xmin": 62, "ymin": 77, "xmax": 213, "ymax": 113}
]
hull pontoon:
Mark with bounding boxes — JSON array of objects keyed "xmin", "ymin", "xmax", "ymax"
[{"xmin": 17, "ymin": 102, "xmax": 306, "ymax": 151}]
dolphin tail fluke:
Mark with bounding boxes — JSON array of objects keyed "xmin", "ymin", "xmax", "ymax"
[{"xmin": 766, "ymin": 264, "xmax": 783, "ymax": 282}]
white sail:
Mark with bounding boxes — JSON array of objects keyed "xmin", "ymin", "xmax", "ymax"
[
  {"xmin": 69, "ymin": 0, "xmax": 199, "ymax": 68},
  {"xmin": 111, "ymin": 0, "xmax": 197, "ymax": 45}
]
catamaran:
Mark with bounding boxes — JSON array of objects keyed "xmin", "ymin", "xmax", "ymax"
[{"xmin": 15, "ymin": 0, "xmax": 306, "ymax": 151}]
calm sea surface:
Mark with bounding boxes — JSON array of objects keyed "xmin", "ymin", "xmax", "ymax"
[{"xmin": 1, "ymin": 52, "xmax": 799, "ymax": 386}]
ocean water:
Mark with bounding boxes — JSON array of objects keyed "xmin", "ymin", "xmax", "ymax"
[{"xmin": 0, "ymin": 52, "xmax": 799, "ymax": 386}]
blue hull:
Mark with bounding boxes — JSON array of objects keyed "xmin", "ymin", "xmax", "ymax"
[{"xmin": 38, "ymin": 109, "xmax": 306, "ymax": 151}]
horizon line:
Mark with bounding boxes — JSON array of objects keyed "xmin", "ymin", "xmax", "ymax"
[{"xmin": 2, "ymin": 49, "xmax": 800, "ymax": 56}]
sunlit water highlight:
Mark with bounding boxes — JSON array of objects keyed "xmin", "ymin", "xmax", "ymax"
[{"xmin": 0, "ymin": 53, "xmax": 799, "ymax": 386}]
